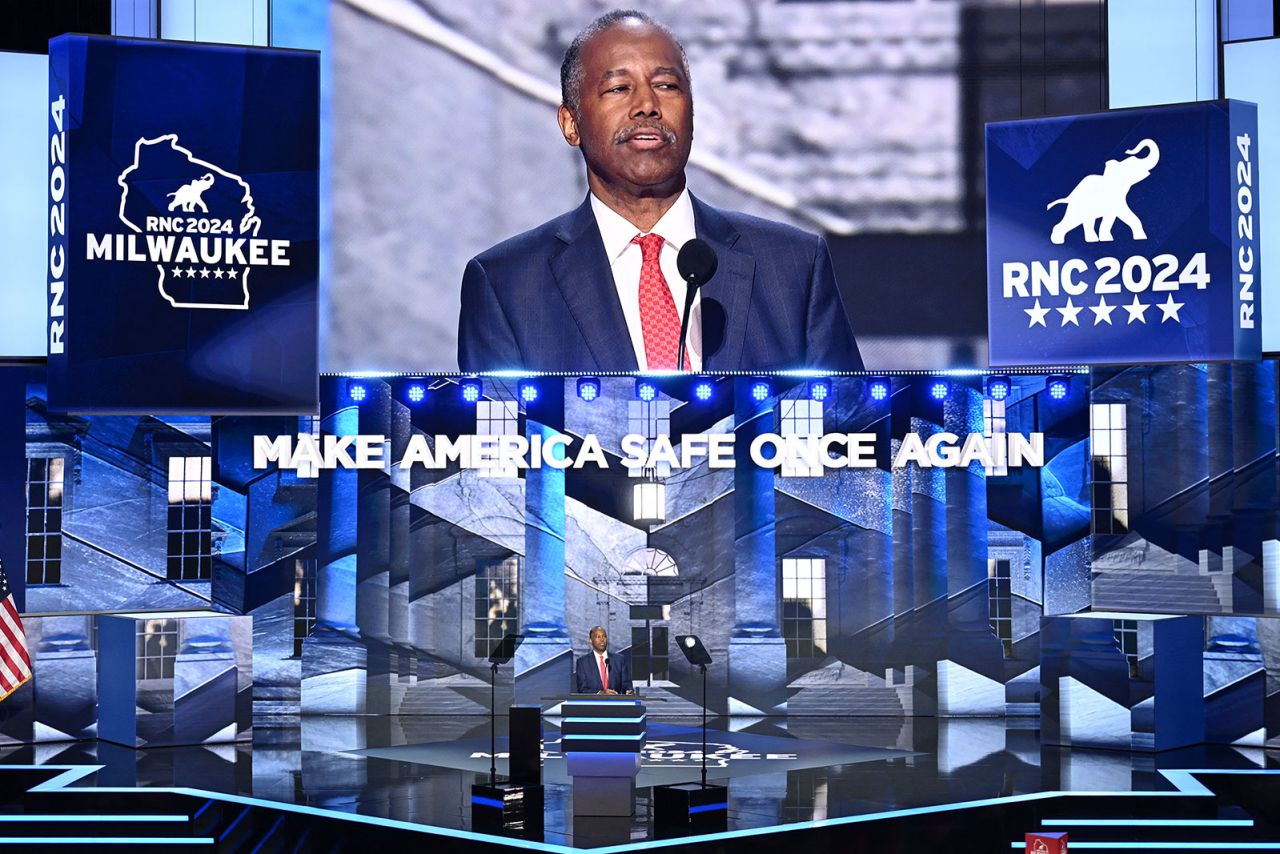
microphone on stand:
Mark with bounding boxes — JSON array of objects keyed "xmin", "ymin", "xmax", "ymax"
[{"xmin": 675, "ymin": 239, "xmax": 718, "ymax": 371}]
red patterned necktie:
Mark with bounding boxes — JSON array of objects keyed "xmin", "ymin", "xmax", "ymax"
[
  {"xmin": 598, "ymin": 654, "xmax": 609, "ymax": 691},
  {"xmin": 632, "ymin": 233, "xmax": 690, "ymax": 370}
]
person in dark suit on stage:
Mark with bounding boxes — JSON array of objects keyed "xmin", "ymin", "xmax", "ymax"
[
  {"xmin": 457, "ymin": 9, "xmax": 862, "ymax": 373},
  {"xmin": 575, "ymin": 626, "xmax": 633, "ymax": 694}
]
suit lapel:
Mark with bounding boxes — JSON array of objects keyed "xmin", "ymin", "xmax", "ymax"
[
  {"xmin": 550, "ymin": 198, "xmax": 639, "ymax": 372},
  {"xmin": 691, "ymin": 195, "xmax": 755, "ymax": 370}
]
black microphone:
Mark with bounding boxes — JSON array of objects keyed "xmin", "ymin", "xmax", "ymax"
[{"xmin": 675, "ymin": 239, "xmax": 718, "ymax": 370}]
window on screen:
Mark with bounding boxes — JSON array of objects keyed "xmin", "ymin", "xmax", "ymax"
[
  {"xmin": 1090, "ymin": 403, "xmax": 1129, "ymax": 536},
  {"xmin": 628, "ymin": 400, "xmax": 672, "ymax": 479},
  {"xmin": 136, "ymin": 618, "xmax": 178, "ymax": 681},
  {"xmin": 780, "ymin": 398, "xmax": 824, "ymax": 478},
  {"xmin": 782, "ymin": 558, "xmax": 828, "ymax": 659},
  {"xmin": 293, "ymin": 558, "xmax": 317, "ymax": 658},
  {"xmin": 167, "ymin": 455, "xmax": 212, "ymax": 581},
  {"xmin": 474, "ymin": 557, "xmax": 520, "ymax": 659},
  {"xmin": 983, "ymin": 398, "xmax": 1008, "ymax": 477},
  {"xmin": 477, "ymin": 400, "xmax": 519, "ymax": 479},
  {"xmin": 988, "ymin": 558, "xmax": 1013, "ymax": 657},
  {"xmin": 25, "ymin": 456, "xmax": 65, "ymax": 586}
]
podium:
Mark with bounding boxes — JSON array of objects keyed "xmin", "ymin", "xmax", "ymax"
[{"xmin": 561, "ymin": 694, "xmax": 646, "ymax": 816}]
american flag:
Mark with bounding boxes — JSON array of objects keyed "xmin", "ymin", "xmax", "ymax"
[{"xmin": 0, "ymin": 559, "xmax": 32, "ymax": 700}]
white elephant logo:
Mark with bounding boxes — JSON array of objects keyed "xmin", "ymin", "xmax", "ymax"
[
  {"xmin": 1047, "ymin": 139, "xmax": 1159, "ymax": 245},
  {"xmin": 166, "ymin": 172, "xmax": 215, "ymax": 213}
]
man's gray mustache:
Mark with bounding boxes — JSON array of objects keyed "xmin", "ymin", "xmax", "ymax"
[{"xmin": 614, "ymin": 124, "xmax": 677, "ymax": 145}]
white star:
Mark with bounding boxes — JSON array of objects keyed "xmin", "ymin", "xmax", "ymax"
[
  {"xmin": 199, "ymin": 267, "xmax": 210, "ymax": 279},
  {"xmin": 213, "ymin": 268, "xmax": 225, "ymax": 279},
  {"xmin": 1157, "ymin": 293, "xmax": 1184, "ymax": 322},
  {"xmin": 187, "ymin": 267, "xmax": 199, "ymax": 278},
  {"xmin": 1090, "ymin": 296, "xmax": 1116, "ymax": 325},
  {"xmin": 1057, "ymin": 298, "xmax": 1083, "ymax": 326},
  {"xmin": 1123, "ymin": 295, "xmax": 1149, "ymax": 324},
  {"xmin": 170, "ymin": 265, "xmax": 183, "ymax": 278},
  {"xmin": 1025, "ymin": 299, "xmax": 1050, "ymax": 328}
]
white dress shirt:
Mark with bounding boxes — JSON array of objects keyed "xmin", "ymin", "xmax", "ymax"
[
  {"xmin": 594, "ymin": 650, "xmax": 611, "ymax": 689},
  {"xmin": 589, "ymin": 189, "xmax": 702, "ymax": 371}
]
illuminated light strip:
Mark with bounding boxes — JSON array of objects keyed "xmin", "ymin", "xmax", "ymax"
[
  {"xmin": 0, "ymin": 840, "xmax": 212, "ymax": 846},
  {"xmin": 562, "ymin": 733, "xmax": 644, "ymax": 740},
  {"xmin": 471, "ymin": 796, "xmax": 505, "ymax": 809},
  {"xmin": 10, "ymin": 765, "xmax": 1279, "ymax": 854},
  {"xmin": 562, "ymin": 716, "xmax": 646, "ymax": 724},
  {"xmin": 564, "ymin": 699, "xmax": 644, "ymax": 705},
  {"xmin": 17, "ymin": 766, "xmax": 569, "ymax": 853},
  {"xmin": 260, "ymin": 815, "xmax": 286, "ymax": 845},
  {"xmin": 688, "ymin": 803, "xmax": 728, "ymax": 815},
  {"xmin": 219, "ymin": 806, "xmax": 251, "ymax": 842},
  {"xmin": 1043, "ymin": 819, "xmax": 1255, "ymax": 827},
  {"xmin": 324, "ymin": 367, "xmax": 1091, "ymax": 379},
  {"xmin": 1011, "ymin": 845, "xmax": 1280, "ymax": 850},
  {"xmin": 0, "ymin": 816, "xmax": 188, "ymax": 822}
]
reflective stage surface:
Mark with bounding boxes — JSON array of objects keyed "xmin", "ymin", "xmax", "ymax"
[{"xmin": 1, "ymin": 716, "xmax": 1276, "ymax": 848}]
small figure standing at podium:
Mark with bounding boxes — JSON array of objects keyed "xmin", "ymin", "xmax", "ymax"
[{"xmin": 575, "ymin": 626, "xmax": 633, "ymax": 694}]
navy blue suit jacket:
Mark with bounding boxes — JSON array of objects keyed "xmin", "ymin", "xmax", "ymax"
[
  {"xmin": 458, "ymin": 195, "xmax": 863, "ymax": 372},
  {"xmin": 574, "ymin": 650, "xmax": 633, "ymax": 694}
]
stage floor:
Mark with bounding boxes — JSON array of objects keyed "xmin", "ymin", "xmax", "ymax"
[{"xmin": 2, "ymin": 715, "xmax": 1277, "ymax": 849}]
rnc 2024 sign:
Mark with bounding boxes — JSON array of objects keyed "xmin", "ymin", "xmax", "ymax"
[
  {"xmin": 986, "ymin": 100, "xmax": 1260, "ymax": 366},
  {"xmin": 47, "ymin": 35, "xmax": 318, "ymax": 413}
]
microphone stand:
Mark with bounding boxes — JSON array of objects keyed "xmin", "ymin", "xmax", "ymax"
[
  {"xmin": 699, "ymin": 662, "xmax": 708, "ymax": 787},
  {"xmin": 656, "ymin": 635, "xmax": 722, "ymax": 829},
  {"xmin": 676, "ymin": 281, "xmax": 698, "ymax": 371},
  {"xmin": 489, "ymin": 658, "xmax": 499, "ymax": 785}
]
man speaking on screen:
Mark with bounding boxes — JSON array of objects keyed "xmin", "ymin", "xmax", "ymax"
[{"xmin": 458, "ymin": 9, "xmax": 863, "ymax": 373}]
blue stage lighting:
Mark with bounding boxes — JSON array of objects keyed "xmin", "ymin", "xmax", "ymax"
[
  {"xmin": 1047, "ymin": 376, "xmax": 1070, "ymax": 400},
  {"xmin": 986, "ymin": 376, "xmax": 1011, "ymax": 401},
  {"xmin": 750, "ymin": 380, "xmax": 770, "ymax": 402},
  {"xmin": 693, "ymin": 380, "xmax": 714, "ymax": 401},
  {"xmin": 577, "ymin": 377, "xmax": 601, "ymax": 402},
  {"xmin": 868, "ymin": 378, "xmax": 890, "ymax": 402},
  {"xmin": 518, "ymin": 380, "xmax": 539, "ymax": 403},
  {"xmin": 460, "ymin": 380, "xmax": 482, "ymax": 403},
  {"xmin": 349, "ymin": 383, "xmax": 366, "ymax": 403},
  {"xmin": 809, "ymin": 379, "xmax": 831, "ymax": 402},
  {"xmin": 636, "ymin": 380, "xmax": 658, "ymax": 402},
  {"xmin": 929, "ymin": 380, "xmax": 949, "ymax": 401},
  {"xmin": 406, "ymin": 384, "xmax": 425, "ymax": 404}
]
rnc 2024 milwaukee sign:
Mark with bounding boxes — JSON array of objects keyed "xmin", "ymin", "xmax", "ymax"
[
  {"xmin": 47, "ymin": 35, "xmax": 318, "ymax": 413},
  {"xmin": 986, "ymin": 100, "xmax": 1260, "ymax": 366}
]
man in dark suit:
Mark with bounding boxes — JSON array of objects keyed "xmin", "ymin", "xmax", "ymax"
[
  {"xmin": 458, "ymin": 9, "xmax": 862, "ymax": 373},
  {"xmin": 575, "ymin": 626, "xmax": 633, "ymax": 694}
]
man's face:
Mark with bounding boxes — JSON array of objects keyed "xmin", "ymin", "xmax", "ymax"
[
  {"xmin": 559, "ymin": 20, "xmax": 693, "ymax": 197},
  {"xmin": 590, "ymin": 628, "xmax": 609, "ymax": 653}
]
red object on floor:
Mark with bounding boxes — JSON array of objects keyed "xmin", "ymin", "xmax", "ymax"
[{"xmin": 1026, "ymin": 832, "xmax": 1068, "ymax": 854}]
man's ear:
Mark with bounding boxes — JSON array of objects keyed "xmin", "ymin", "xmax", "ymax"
[{"xmin": 558, "ymin": 104, "xmax": 580, "ymax": 147}]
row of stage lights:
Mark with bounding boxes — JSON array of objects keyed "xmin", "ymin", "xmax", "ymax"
[{"xmin": 345, "ymin": 375, "xmax": 1073, "ymax": 405}]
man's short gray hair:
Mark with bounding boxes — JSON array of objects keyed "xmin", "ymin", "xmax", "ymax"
[
  {"xmin": 559, "ymin": 9, "xmax": 692, "ymax": 114},
  {"xmin": 588, "ymin": 625, "xmax": 607, "ymax": 638}
]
